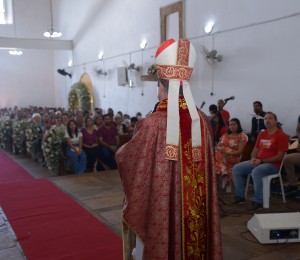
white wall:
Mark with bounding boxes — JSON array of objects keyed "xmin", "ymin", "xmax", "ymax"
[
  {"xmin": 54, "ymin": 0, "xmax": 176, "ymax": 118},
  {"xmin": 0, "ymin": 0, "xmax": 57, "ymax": 108},
  {"xmin": 53, "ymin": 0, "xmax": 300, "ymax": 135},
  {"xmin": 185, "ymin": 0, "xmax": 300, "ymax": 135},
  {"xmin": 1, "ymin": 0, "xmax": 300, "ymax": 136},
  {"xmin": 53, "ymin": 50, "xmax": 73, "ymax": 109},
  {"xmin": 0, "ymin": 49, "xmax": 55, "ymax": 108}
]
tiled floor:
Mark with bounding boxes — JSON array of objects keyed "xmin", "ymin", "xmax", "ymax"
[
  {"xmin": 1, "ymin": 152, "xmax": 300, "ymax": 260},
  {"xmin": 0, "ymin": 208, "xmax": 25, "ymax": 260}
]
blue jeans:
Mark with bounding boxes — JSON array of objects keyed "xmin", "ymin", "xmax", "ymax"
[
  {"xmin": 83, "ymin": 146, "xmax": 98, "ymax": 171},
  {"xmin": 98, "ymin": 146, "xmax": 117, "ymax": 169},
  {"xmin": 66, "ymin": 146, "xmax": 86, "ymax": 174},
  {"xmin": 232, "ymin": 160, "xmax": 278, "ymax": 204}
]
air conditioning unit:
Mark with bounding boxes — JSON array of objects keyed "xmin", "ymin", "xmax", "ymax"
[{"xmin": 247, "ymin": 212, "xmax": 300, "ymax": 244}]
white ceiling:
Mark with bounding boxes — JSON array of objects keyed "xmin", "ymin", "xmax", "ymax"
[{"xmin": 0, "ymin": 0, "xmax": 106, "ymax": 48}]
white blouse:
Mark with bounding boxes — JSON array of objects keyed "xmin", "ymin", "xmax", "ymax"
[{"xmin": 65, "ymin": 131, "xmax": 82, "ymax": 145}]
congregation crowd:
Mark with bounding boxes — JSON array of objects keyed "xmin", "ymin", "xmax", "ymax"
[
  {"xmin": 0, "ymin": 106, "xmax": 141, "ymax": 174},
  {"xmin": 209, "ymin": 99, "xmax": 300, "ymax": 210},
  {"xmin": 0, "ymin": 99, "xmax": 299, "ymax": 211}
]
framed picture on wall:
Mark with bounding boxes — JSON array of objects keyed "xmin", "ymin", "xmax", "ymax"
[{"xmin": 160, "ymin": 1, "xmax": 184, "ymax": 43}]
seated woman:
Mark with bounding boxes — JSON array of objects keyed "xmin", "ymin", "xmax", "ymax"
[
  {"xmin": 209, "ymin": 105, "xmax": 228, "ymax": 146},
  {"xmin": 214, "ymin": 113, "xmax": 228, "ymax": 144},
  {"xmin": 215, "ymin": 118, "xmax": 248, "ymax": 192},
  {"xmin": 123, "ymin": 114, "xmax": 131, "ymax": 127},
  {"xmin": 94, "ymin": 115, "xmax": 104, "ymax": 130},
  {"xmin": 52, "ymin": 116, "xmax": 66, "ymax": 132},
  {"xmin": 65, "ymin": 119, "xmax": 86, "ymax": 174},
  {"xmin": 115, "ymin": 114, "xmax": 128, "ymax": 135},
  {"xmin": 62, "ymin": 113, "xmax": 69, "ymax": 128},
  {"xmin": 81, "ymin": 117, "xmax": 99, "ymax": 172},
  {"xmin": 127, "ymin": 117, "xmax": 138, "ymax": 134},
  {"xmin": 32, "ymin": 113, "xmax": 44, "ymax": 162}
]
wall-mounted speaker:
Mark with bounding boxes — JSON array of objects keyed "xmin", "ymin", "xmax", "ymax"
[{"xmin": 117, "ymin": 67, "xmax": 128, "ymax": 86}]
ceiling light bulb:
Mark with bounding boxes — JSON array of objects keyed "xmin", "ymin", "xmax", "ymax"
[
  {"xmin": 43, "ymin": 29, "xmax": 62, "ymax": 38},
  {"xmin": 44, "ymin": 0, "xmax": 62, "ymax": 38},
  {"xmin": 98, "ymin": 51, "xmax": 104, "ymax": 60},
  {"xmin": 204, "ymin": 22, "xmax": 214, "ymax": 34},
  {"xmin": 9, "ymin": 49, "xmax": 23, "ymax": 55},
  {"xmin": 140, "ymin": 39, "xmax": 147, "ymax": 50},
  {"xmin": 44, "ymin": 31, "xmax": 51, "ymax": 37}
]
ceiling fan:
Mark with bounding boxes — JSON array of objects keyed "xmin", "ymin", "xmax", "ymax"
[
  {"xmin": 93, "ymin": 66, "xmax": 107, "ymax": 76},
  {"xmin": 201, "ymin": 45, "xmax": 223, "ymax": 65},
  {"xmin": 127, "ymin": 63, "xmax": 140, "ymax": 71}
]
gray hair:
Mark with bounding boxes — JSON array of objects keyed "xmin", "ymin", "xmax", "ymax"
[
  {"xmin": 265, "ymin": 111, "xmax": 277, "ymax": 121},
  {"xmin": 158, "ymin": 78, "xmax": 183, "ymax": 96},
  {"xmin": 32, "ymin": 113, "xmax": 41, "ymax": 119}
]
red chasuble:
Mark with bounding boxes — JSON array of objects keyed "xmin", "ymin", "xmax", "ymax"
[{"xmin": 116, "ymin": 98, "xmax": 222, "ymax": 260}]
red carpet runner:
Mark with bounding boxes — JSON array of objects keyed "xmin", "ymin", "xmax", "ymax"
[
  {"xmin": 0, "ymin": 152, "xmax": 122, "ymax": 260},
  {"xmin": 0, "ymin": 153, "xmax": 33, "ymax": 184}
]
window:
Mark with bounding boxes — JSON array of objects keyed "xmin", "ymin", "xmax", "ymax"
[{"xmin": 0, "ymin": 0, "xmax": 13, "ymax": 24}]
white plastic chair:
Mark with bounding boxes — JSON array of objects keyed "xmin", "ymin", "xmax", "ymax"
[{"xmin": 245, "ymin": 155, "xmax": 286, "ymax": 208}]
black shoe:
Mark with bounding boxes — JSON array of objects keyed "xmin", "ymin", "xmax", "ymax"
[
  {"xmin": 232, "ymin": 196, "xmax": 245, "ymax": 204},
  {"xmin": 284, "ymin": 185, "xmax": 298, "ymax": 193},
  {"xmin": 250, "ymin": 202, "xmax": 263, "ymax": 211}
]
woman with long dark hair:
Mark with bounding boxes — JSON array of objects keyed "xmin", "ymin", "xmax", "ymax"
[
  {"xmin": 65, "ymin": 119, "xmax": 86, "ymax": 174},
  {"xmin": 81, "ymin": 117, "xmax": 98, "ymax": 172},
  {"xmin": 209, "ymin": 105, "xmax": 228, "ymax": 146}
]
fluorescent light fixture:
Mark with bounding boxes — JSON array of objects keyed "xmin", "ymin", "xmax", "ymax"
[
  {"xmin": 140, "ymin": 39, "xmax": 147, "ymax": 50},
  {"xmin": 204, "ymin": 21, "xmax": 214, "ymax": 34},
  {"xmin": 68, "ymin": 60, "xmax": 73, "ymax": 67},
  {"xmin": 9, "ymin": 49, "xmax": 23, "ymax": 55},
  {"xmin": 98, "ymin": 51, "xmax": 104, "ymax": 60}
]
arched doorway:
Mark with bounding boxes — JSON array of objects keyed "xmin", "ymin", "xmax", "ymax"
[{"xmin": 80, "ymin": 72, "xmax": 94, "ymax": 110}]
